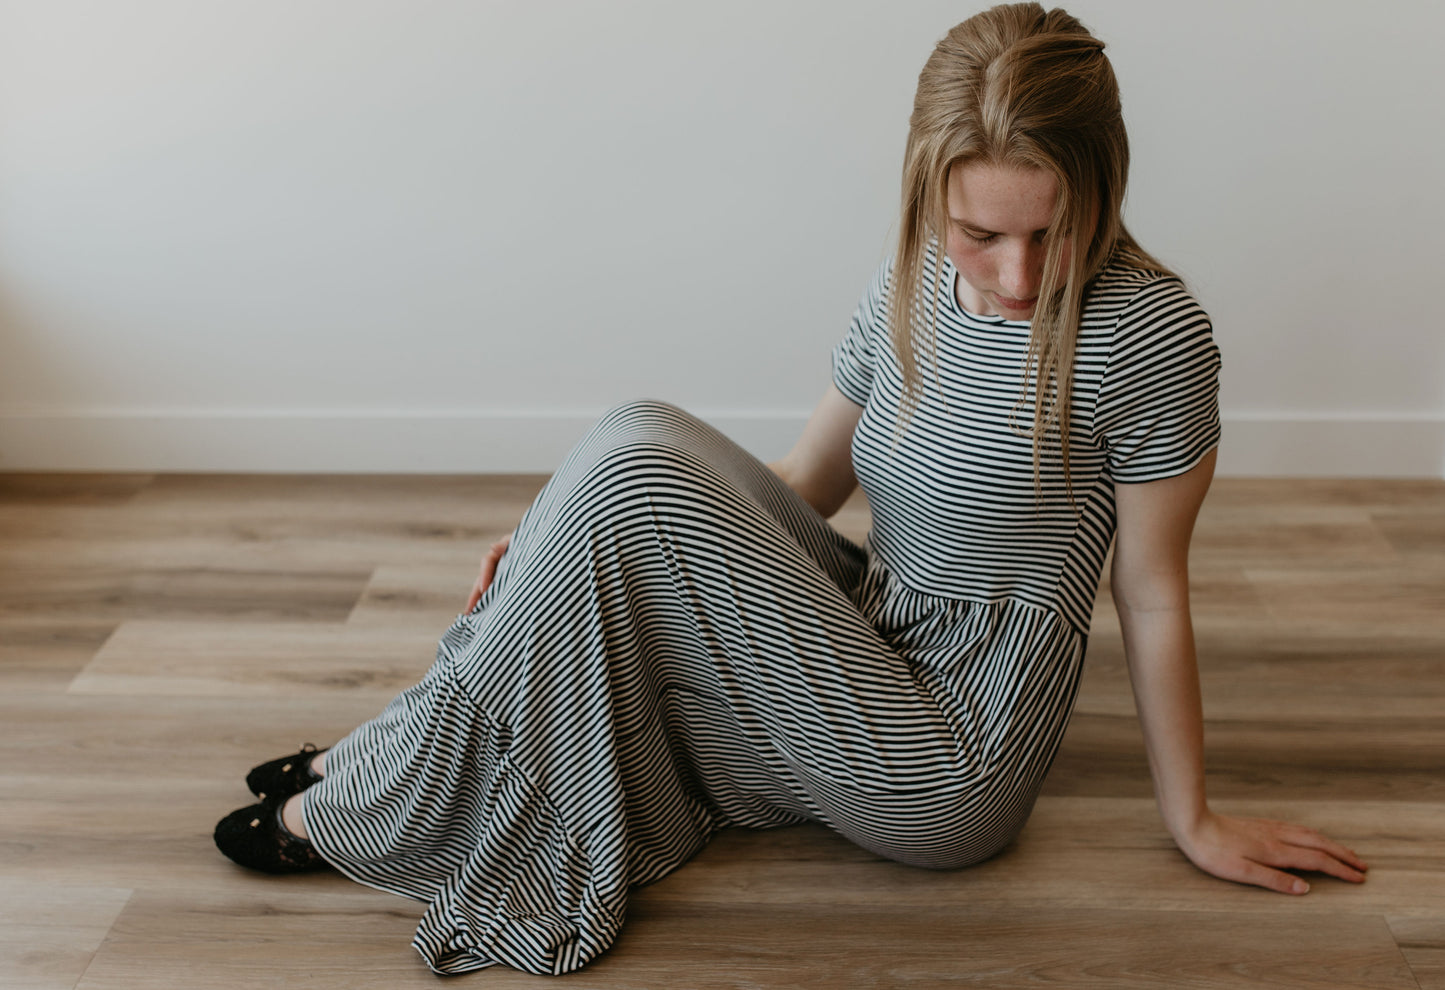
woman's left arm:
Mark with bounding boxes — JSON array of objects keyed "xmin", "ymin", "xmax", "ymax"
[{"xmin": 1111, "ymin": 449, "xmax": 1368, "ymax": 894}]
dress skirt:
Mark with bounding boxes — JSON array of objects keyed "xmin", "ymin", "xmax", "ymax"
[{"xmin": 301, "ymin": 400, "xmax": 1086, "ymax": 975}]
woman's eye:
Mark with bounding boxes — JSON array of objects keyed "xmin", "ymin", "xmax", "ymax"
[{"xmin": 960, "ymin": 228, "xmax": 996, "ymax": 245}]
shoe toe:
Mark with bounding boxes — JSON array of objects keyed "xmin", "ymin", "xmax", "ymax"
[{"xmin": 213, "ymin": 801, "xmax": 326, "ymax": 875}]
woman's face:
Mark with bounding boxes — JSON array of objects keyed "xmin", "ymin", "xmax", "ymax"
[{"xmin": 944, "ymin": 162, "xmax": 1066, "ymax": 319}]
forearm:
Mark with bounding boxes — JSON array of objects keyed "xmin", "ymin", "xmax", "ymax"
[
  {"xmin": 1116, "ymin": 584, "xmax": 1369, "ymax": 892},
  {"xmin": 1115, "ymin": 597, "xmax": 1208, "ymax": 839},
  {"xmin": 769, "ymin": 385, "xmax": 862, "ymax": 518},
  {"xmin": 1107, "ymin": 454, "xmax": 1367, "ymax": 892}
]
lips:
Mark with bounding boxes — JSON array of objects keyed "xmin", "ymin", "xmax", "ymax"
[{"xmin": 993, "ymin": 294, "xmax": 1037, "ymax": 313}]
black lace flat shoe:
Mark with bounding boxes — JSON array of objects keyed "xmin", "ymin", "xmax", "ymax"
[
  {"xmin": 214, "ymin": 799, "xmax": 328, "ymax": 874},
  {"xmin": 245, "ymin": 744, "xmax": 326, "ymax": 801}
]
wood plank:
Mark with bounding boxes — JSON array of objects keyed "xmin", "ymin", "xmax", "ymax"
[
  {"xmin": 1191, "ymin": 503, "xmax": 1400, "ymax": 566},
  {"xmin": 606, "ymin": 902, "xmax": 1417, "ymax": 989},
  {"xmin": 1390, "ymin": 916, "xmax": 1445, "ymax": 990},
  {"xmin": 68, "ymin": 621, "xmax": 439, "ymax": 697},
  {"xmin": 1203, "ymin": 478, "xmax": 1445, "ymax": 510},
  {"xmin": 0, "ymin": 692, "xmax": 403, "ymax": 890},
  {"xmin": 634, "ymin": 799, "xmax": 1445, "ymax": 918},
  {"xmin": 76, "ymin": 891, "xmax": 1419, "ymax": 989},
  {"xmin": 74, "ymin": 887, "xmax": 433, "ymax": 990},
  {"xmin": 0, "ymin": 691, "xmax": 388, "ymax": 783},
  {"xmin": 1374, "ymin": 508, "xmax": 1445, "ymax": 556},
  {"xmin": 0, "ymin": 473, "xmax": 542, "ymax": 575},
  {"xmin": 0, "ymin": 533, "xmax": 478, "ymax": 574},
  {"xmin": 124, "ymin": 473, "xmax": 545, "ymax": 547},
  {"xmin": 345, "ymin": 564, "xmax": 478, "ymax": 629},
  {"xmin": 0, "ymin": 880, "xmax": 132, "ymax": 990},
  {"xmin": 0, "ymin": 567, "xmax": 373, "ymax": 624},
  {"xmin": 1247, "ymin": 560, "xmax": 1445, "ymax": 633},
  {"xmin": 0, "ymin": 473, "xmax": 153, "ymax": 505},
  {"xmin": 1077, "ymin": 619, "xmax": 1445, "ymax": 719},
  {"xmin": 0, "ymin": 621, "xmax": 117, "ymax": 689},
  {"xmin": 1046, "ymin": 711, "xmax": 1445, "ymax": 803}
]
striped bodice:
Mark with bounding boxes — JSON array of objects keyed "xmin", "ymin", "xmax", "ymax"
[{"xmin": 834, "ymin": 248, "xmax": 1221, "ymax": 636}]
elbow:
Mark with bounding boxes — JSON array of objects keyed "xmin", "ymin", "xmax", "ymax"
[
  {"xmin": 809, "ymin": 479, "xmax": 857, "ymax": 520},
  {"xmin": 1110, "ymin": 558, "xmax": 1191, "ymax": 616},
  {"xmin": 771, "ymin": 456, "xmax": 855, "ymax": 519}
]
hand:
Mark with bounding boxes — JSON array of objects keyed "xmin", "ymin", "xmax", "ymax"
[
  {"xmin": 1175, "ymin": 809, "xmax": 1368, "ymax": 895},
  {"xmin": 464, "ymin": 534, "xmax": 512, "ymax": 612}
]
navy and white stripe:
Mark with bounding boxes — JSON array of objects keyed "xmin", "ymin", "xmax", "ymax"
[
  {"xmin": 300, "ymin": 250, "xmax": 1220, "ymax": 976},
  {"xmin": 837, "ymin": 246, "xmax": 1221, "ymax": 633}
]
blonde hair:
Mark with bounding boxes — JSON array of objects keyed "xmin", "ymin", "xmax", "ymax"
[{"xmin": 891, "ymin": 2, "xmax": 1172, "ymax": 491}]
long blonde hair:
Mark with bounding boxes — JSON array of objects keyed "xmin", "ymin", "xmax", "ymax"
[{"xmin": 891, "ymin": 3, "xmax": 1172, "ymax": 490}]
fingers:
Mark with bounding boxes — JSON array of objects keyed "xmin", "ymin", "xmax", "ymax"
[
  {"xmin": 1186, "ymin": 813, "xmax": 1368, "ymax": 896},
  {"xmin": 465, "ymin": 535, "xmax": 514, "ymax": 611},
  {"xmin": 1237, "ymin": 818, "xmax": 1369, "ymax": 884},
  {"xmin": 1271, "ymin": 830, "xmax": 1368, "ymax": 884},
  {"xmin": 1250, "ymin": 842, "xmax": 1363, "ymax": 889},
  {"xmin": 1277, "ymin": 823, "xmax": 1369, "ymax": 874},
  {"xmin": 1190, "ymin": 838, "xmax": 1311, "ymax": 896},
  {"xmin": 1233, "ymin": 858, "xmax": 1312, "ymax": 896},
  {"xmin": 479, "ymin": 536, "xmax": 511, "ymax": 593}
]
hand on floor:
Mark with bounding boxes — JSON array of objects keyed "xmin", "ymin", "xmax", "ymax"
[{"xmin": 1175, "ymin": 809, "xmax": 1368, "ymax": 894}]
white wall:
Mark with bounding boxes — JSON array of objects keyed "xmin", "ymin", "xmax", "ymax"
[{"xmin": 1, "ymin": 0, "xmax": 1441, "ymax": 475}]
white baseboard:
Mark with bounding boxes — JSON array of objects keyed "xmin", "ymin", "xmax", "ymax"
[
  {"xmin": 0, "ymin": 408, "xmax": 807, "ymax": 473},
  {"xmin": 1, "ymin": 409, "xmax": 1442, "ymax": 478}
]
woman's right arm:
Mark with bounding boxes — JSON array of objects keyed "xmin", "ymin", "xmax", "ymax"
[{"xmin": 769, "ymin": 384, "xmax": 863, "ymax": 518}]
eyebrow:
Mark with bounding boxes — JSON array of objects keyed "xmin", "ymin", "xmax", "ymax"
[{"xmin": 949, "ymin": 217, "xmax": 1051, "ymax": 237}]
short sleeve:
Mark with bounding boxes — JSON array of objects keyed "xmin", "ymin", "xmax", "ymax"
[
  {"xmin": 831, "ymin": 258, "xmax": 892, "ymax": 406},
  {"xmin": 1094, "ymin": 277, "xmax": 1222, "ymax": 483}
]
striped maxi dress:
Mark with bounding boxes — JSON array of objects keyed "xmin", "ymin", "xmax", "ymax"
[{"xmin": 301, "ymin": 247, "xmax": 1222, "ymax": 976}]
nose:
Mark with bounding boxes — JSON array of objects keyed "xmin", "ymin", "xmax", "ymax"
[{"xmin": 999, "ymin": 240, "xmax": 1044, "ymax": 300}]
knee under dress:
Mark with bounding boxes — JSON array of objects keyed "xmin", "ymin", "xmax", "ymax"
[{"xmin": 301, "ymin": 248, "xmax": 1222, "ymax": 975}]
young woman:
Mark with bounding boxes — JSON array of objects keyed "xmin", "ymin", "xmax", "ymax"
[{"xmin": 216, "ymin": 3, "xmax": 1367, "ymax": 975}]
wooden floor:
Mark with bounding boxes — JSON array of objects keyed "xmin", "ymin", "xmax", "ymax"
[{"xmin": 1, "ymin": 472, "xmax": 1442, "ymax": 989}]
